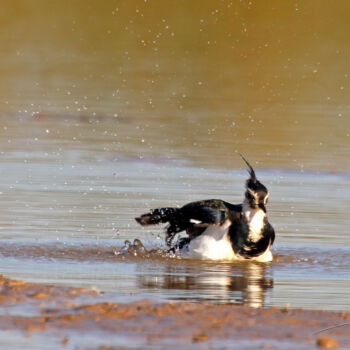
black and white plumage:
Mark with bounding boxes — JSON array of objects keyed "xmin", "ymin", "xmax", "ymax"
[{"xmin": 135, "ymin": 155, "xmax": 275, "ymax": 262}]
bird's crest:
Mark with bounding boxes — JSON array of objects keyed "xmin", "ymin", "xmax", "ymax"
[{"xmin": 240, "ymin": 154, "xmax": 256, "ymax": 184}]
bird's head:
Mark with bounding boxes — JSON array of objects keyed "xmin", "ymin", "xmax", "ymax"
[{"xmin": 240, "ymin": 154, "xmax": 269, "ymax": 213}]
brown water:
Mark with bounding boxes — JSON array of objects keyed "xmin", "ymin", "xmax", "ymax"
[
  {"xmin": 0, "ymin": 115, "xmax": 349, "ymax": 314},
  {"xmin": 0, "ymin": 0, "xmax": 350, "ymax": 340}
]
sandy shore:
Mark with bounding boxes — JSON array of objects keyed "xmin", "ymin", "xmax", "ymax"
[{"xmin": 0, "ymin": 274, "xmax": 348, "ymax": 349}]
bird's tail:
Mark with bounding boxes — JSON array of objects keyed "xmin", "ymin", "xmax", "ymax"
[
  {"xmin": 135, "ymin": 207, "xmax": 182, "ymax": 247},
  {"xmin": 135, "ymin": 207, "xmax": 179, "ymax": 226}
]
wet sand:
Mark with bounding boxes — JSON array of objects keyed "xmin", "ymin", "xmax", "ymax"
[{"xmin": 0, "ymin": 275, "xmax": 348, "ymax": 349}]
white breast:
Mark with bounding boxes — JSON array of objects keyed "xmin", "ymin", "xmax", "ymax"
[
  {"xmin": 244, "ymin": 207, "xmax": 266, "ymax": 242},
  {"xmin": 180, "ymin": 214, "xmax": 273, "ymax": 262},
  {"xmin": 184, "ymin": 220, "xmax": 237, "ymax": 261}
]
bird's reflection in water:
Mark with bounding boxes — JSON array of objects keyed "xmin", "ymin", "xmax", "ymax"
[
  {"xmin": 227, "ymin": 263, "xmax": 273, "ymax": 307},
  {"xmin": 138, "ymin": 261, "xmax": 273, "ymax": 307}
]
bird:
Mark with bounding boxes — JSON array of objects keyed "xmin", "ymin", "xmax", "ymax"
[{"xmin": 135, "ymin": 155, "xmax": 275, "ymax": 262}]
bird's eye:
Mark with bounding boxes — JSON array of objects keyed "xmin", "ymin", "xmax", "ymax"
[{"xmin": 246, "ymin": 192, "xmax": 254, "ymax": 200}]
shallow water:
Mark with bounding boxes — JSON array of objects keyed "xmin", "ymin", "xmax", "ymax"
[
  {"xmin": 0, "ymin": 0, "xmax": 350, "ymax": 332},
  {"xmin": 0, "ymin": 116, "xmax": 349, "ymax": 314}
]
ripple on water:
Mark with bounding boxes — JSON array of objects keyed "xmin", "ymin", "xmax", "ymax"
[{"xmin": 0, "ymin": 239, "xmax": 349, "ymax": 310}]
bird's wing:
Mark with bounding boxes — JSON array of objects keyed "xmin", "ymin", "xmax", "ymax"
[
  {"xmin": 181, "ymin": 199, "xmax": 230, "ymax": 225},
  {"xmin": 165, "ymin": 199, "xmax": 242, "ymax": 246},
  {"xmin": 181, "ymin": 199, "xmax": 242, "ymax": 235}
]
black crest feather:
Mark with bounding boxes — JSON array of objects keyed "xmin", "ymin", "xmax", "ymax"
[{"xmin": 240, "ymin": 154, "xmax": 256, "ymax": 183}]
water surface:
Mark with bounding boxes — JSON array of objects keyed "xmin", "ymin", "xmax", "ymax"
[
  {"xmin": 0, "ymin": 0, "xmax": 350, "ymax": 320},
  {"xmin": 0, "ymin": 116, "xmax": 349, "ymax": 313}
]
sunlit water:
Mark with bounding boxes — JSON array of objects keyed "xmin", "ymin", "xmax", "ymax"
[
  {"xmin": 0, "ymin": 116, "xmax": 349, "ymax": 314},
  {"xmin": 1, "ymin": 7, "xmax": 350, "ymax": 350}
]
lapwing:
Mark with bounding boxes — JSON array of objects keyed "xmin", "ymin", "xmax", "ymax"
[{"xmin": 135, "ymin": 155, "xmax": 275, "ymax": 262}]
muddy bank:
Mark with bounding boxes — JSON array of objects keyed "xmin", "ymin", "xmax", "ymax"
[{"xmin": 0, "ymin": 275, "xmax": 349, "ymax": 349}]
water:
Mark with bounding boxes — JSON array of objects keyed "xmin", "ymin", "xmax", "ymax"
[
  {"xmin": 0, "ymin": 116, "xmax": 349, "ymax": 314},
  {"xmin": 0, "ymin": 0, "xmax": 350, "ymax": 320}
]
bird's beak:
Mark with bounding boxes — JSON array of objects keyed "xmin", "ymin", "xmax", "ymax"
[{"xmin": 258, "ymin": 203, "xmax": 266, "ymax": 213}]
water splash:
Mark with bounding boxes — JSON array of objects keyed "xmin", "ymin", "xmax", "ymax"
[{"xmin": 115, "ymin": 239, "xmax": 171, "ymax": 259}]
